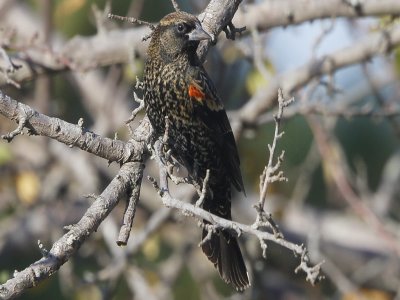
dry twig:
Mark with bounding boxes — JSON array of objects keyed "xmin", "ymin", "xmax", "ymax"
[
  {"xmin": 107, "ymin": 13, "xmax": 155, "ymax": 30},
  {"xmin": 254, "ymin": 89, "xmax": 293, "ymax": 237},
  {"xmin": 171, "ymin": 0, "xmax": 181, "ymax": 12}
]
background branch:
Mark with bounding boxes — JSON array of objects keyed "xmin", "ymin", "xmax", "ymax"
[
  {"xmin": 234, "ymin": 23, "xmax": 400, "ymax": 133},
  {"xmin": 233, "ymin": 0, "xmax": 400, "ymax": 31}
]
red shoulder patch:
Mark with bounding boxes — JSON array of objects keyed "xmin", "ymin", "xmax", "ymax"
[{"xmin": 188, "ymin": 84, "xmax": 205, "ymax": 102}]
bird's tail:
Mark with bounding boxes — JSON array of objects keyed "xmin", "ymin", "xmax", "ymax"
[{"xmin": 201, "ymin": 226, "xmax": 250, "ymax": 291}]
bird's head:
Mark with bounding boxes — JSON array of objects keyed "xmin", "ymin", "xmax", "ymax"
[{"xmin": 148, "ymin": 11, "xmax": 211, "ymax": 61}]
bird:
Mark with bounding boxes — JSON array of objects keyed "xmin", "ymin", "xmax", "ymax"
[{"xmin": 143, "ymin": 11, "xmax": 250, "ymax": 291}]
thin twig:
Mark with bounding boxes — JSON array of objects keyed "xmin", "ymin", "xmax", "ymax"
[
  {"xmin": 170, "ymin": 0, "xmax": 181, "ymax": 12},
  {"xmin": 125, "ymin": 92, "xmax": 145, "ymax": 125},
  {"xmin": 250, "ymin": 89, "xmax": 294, "ymax": 244},
  {"xmin": 108, "ymin": 13, "xmax": 155, "ymax": 30},
  {"xmin": 257, "ymin": 89, "xmax": 293, "ymax": 210},
  {"xmin": 117, "ymin": 164, "xmax": 144, "ymax": 246},
  {"xmin": 295, "ymin": 249, "xmax": 325, "ymax": 285},
  {"xmin": 195, "ymin": 169, "xmax": 210, "ymax": 207}
]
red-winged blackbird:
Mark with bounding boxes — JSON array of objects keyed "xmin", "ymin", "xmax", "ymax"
[{"xmin": 143, "ymin": 11, "xmax": 250, "ymax": 291}]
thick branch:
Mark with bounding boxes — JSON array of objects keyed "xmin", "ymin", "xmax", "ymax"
[
  {"xmin": 0, "ymin": 27, "xmax": 149, "ymax": 86},
  {"xmin": 0, "ymin": 90, "xmax": 138, "ymax": 163},
  {"xmin": 197, "ymin": 0, "xmax": 243, "ymax": 61},
  {"xmin": 117, "ymin": 170, "xmax": 143, "ymax": 246},
  {"xmin": 234, "ymin": 0, "xmax": 400, "ymax": 31},
  {"xmin": 0, "ymin": 162, "xmax": 144, "ymax": 300}
]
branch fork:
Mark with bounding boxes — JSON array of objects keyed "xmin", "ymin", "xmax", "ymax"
[
  {"xmin": 253, "ymin": 89, "xmax": 294, "ymax": 238},
  {"xmin": 1, "ymin": 104, "xmax": 34, "ymax": 142},
  {"xmin": 198, "ymin": 223, "xmax": 218, "ymax": 247},
  {"xmin": 126, "ymin": 78, "xmax": 145, "ymax": 127},
  {"xmin": 295, "ymin": 248, "xmax": 325, "ymax": 285},
  {"xmin": 257, "ymin": 89, "xmax": 293, "ymax": 211}
]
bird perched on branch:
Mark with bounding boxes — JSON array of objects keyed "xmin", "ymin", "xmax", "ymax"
[{"xmin": 143, "ymin": 11, "xmax": 250, "ymax": 291}]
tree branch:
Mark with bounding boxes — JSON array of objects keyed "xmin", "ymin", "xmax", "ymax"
[
  {"xmin": 116, "ymin": 169, "xmax": 143, "ymax": 246},
  {"xmin": 0, "ymin": 162, "xmax": 144, "ymax": 300},
  {"xmin": 0, "ymin": 89, "xmax": 139, "ymax": 163},
  {"xmin": 2, "ymin": 0, "xmax": 399, "ymax": 87},
  {"xmin": 233, "ymin": 0, "xmax": 400, "ymax": 31},
  {"xmin": 258, "ymin": 89, "xmax": 292, "ymax": 210}
]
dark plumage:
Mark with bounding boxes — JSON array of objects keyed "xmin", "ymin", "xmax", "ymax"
[{"xmin": 143, "ymin": 11, "xmax": 250, "ymax": 291}]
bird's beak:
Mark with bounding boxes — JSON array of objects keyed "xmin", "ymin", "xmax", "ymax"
[{"xmin": 187, "ymin": 24, "xmax": 211, "ymax": 41}]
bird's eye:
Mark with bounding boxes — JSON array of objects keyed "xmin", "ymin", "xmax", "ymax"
[{"xmin": 177, "ymin": 23, "xmax": 186, "ymax": 33}]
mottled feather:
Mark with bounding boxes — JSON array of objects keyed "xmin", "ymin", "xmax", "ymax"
[{"xmin": 143, "ymin": 11, "xmax": 249, "ymax": 291}]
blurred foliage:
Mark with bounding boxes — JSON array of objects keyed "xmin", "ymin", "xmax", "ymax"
[
  {"xmin": 240, "ymin": 116, "xmax": 314, "ymax": 199},
  {"xmin": 395, "ymin": 47, "xmax": 400, "ymax": 76},
  {"xmin": 55, "ymin": 0, "xmax": 108, "ymax": 37},
  {"xmin": 342, "ymin": 289, "xmax": 392, "ymax": 300},
  {"xmin": 15, "ymin": 170, "xmax": 40, "ymax": 205},
  {"xmin": 336, "ymin": 117, "xmax": 399, "ymax": 190},
  {"xmin": 245, "ymin": 61, "xmax": 274, "ymax": 95},
  {"xmin": 173, "ymin": 267, "xmax": 200, "ymax": 300},
  {"xmin": 0, "ymin": 144, "xmax": 13, "ymax": 165}
]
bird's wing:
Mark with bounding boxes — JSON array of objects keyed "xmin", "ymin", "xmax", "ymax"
[{"xmin": 187, "ymin": 67, "xmax": 245, "ymax": 193}]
